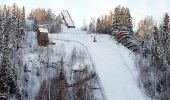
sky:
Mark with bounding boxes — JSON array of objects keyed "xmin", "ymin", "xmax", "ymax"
[{"xmin": 0, "ymin": 0, "xmax": 170, "ymax": 28}]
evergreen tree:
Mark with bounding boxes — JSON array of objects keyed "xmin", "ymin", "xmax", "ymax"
[
  {"xmin": 11, "ymin": 3, "xmax": 18, "ymax": 50},
  {"xmin": 14, "ymin": 8, "xmax": 22, "ymax": 50},
  {"xmin": 112, "ymin": 6, "xmax": 133, "ymax": 35},
  {"xmin": 20, "ymin": 6, "xmax": 26, "ymax": 43},
  {"xmin": 162, "ymin": 13, "xmax": 169, "ymax": 33},
  {"xmin": 167, "ymin": 26, "xmax": 170, "ymax": 65},
  {"xmin": 159, "ymin": 13, "xmax": 169, "ymax": 69},
  {"xmin": 124, "ymin": 8, "xmax": 133, "ymax": 33},
  {"xmin": 21, "ymin": 6, "xmax": 25, "ymax": 28},
  {"xmin": 0, "ymin": 8, "xmax": 3, "ymax": 53},
  {"xmin": 112, "ymin": 5, "xmax": 121, "ymax": 34},
  {"xmin": 151, "ymin": 25, "xmax": 160, "ymax": 68}
]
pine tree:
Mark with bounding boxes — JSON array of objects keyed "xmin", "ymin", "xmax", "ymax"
[
  {"xmin": 124, "ymin": 8, "xmax": 133, "ymax": 33},
  {"xmin": 11, "ymin": 3, "xmax": 18, "ymax": 51},
  {"xmin": 167, "ymin": 25, "xmax": 170, "ymax": 65},
  {"xmin": 112, "ymin": 6, "xmax": 133, "ymax": 35},
  {"xmin": 21, "ymin": 6, "xmax": 25, "ymax": 29},
  {"xmin": 11, "ymin": 4, "xmax": 21, "ymax": 86},
  {"xmin": 151, "ymin": 25, "xmax": 160, "ymax": 68},
  {"xmin": 162, "ymin": 13, "xmax": 169, "ymax": 45},
  {"xmin": 112, "ymin": 5, "xmax": 121, "ymax": 34},
  {"xmin": 20, "ymin": 6, "xmax": 26, "ymax": 43},
  {"xmin": 162, "ymin": 13, "xmax": 169, "ymax": 33},
  {"xmin": 15, "ymin": 8, "xmax": 21, "ymax": 50},
  {"xmin": 160, "ymin": 13, "xmax": 169, "ymax": 51},
  {"xmin": 160, "ymin": 13, "xmax": 169, "ymax": 68},
  {"xmin": 0, "ymin": 8, "xmax": 3, "ymax": 53}
]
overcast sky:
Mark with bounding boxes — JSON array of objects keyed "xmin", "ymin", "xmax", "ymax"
[{"xmin": 0, "ymin": 0, "xmax": 170, "ymax": 28}]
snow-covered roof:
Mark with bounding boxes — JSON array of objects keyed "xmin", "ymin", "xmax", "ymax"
[
  {"xmin": 61, "ymin": 10, "xmax": 75, "ymax": 27},
  {"xmin": 39, "ymin": 28, "xmax": 48, "ymax": 33},
  {"xmin": 38, "ymin": 24, "xmax": 48, "ymax": 28}
]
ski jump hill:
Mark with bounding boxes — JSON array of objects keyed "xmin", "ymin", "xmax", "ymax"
[{"xmin": 60, "ymin": 10, "xmax": 75, "ymax": 28}]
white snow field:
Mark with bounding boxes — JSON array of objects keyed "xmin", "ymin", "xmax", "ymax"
[{"xmin": 48, "ymin": 28, "xmax": 149, "ymax": 100}]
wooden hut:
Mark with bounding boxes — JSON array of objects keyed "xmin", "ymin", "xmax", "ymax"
[{"xmin": 37, "ymin": 27, "xmax": 49, "ymax": 46}]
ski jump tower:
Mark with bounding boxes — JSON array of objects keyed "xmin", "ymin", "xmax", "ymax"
[{"xmin": 60, "ymin": 10, "xmax": 75, "ymax": 28}]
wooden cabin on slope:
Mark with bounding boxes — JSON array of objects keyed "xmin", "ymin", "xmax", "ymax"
[{"xmin": 37, "ymin": 25, "xmax": 49, "ymax": 46}]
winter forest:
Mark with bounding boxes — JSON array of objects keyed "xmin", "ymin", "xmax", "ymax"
[{"xmin": 0, "ymin": 2, "xmax": 170, "ymax": 100}]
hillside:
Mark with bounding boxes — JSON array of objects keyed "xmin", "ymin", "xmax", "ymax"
[
  {"xmin": 48, "ymin": 28, "xmax": 148, "ymax": 100},
  {"xmin": 5, "ymin": 27, "xmax": 149, "ymax": 100}
]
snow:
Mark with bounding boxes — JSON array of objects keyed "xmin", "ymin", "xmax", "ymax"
[
  {"xmin": 38, "ymin": 28, "xmax": 48, "ymax": 33},
  {"xmin": 17, "ymin": 30, "xmax": 105, "ymax": 99},
  {"xmin": 48, "ymin": 28, "xmax": 149, "ymax": 100},
  {"xmin": 61, "ymin": 10, "xmax": 75, "ymax": 27},
  {"xmin": 17, "ymin": 26, "xmax": 149, "ymax": 100},
  {"xmin": 25, "ymin": 20, "xmax": 34, "ymax": 31}
]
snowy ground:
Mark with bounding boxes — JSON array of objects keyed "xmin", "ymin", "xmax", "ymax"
[
  {"xmin": 17, "ymin": 30, "xmax": 105, "ymax": 100},
  {"xmin": 48, "ymin": 28, "xmax": 149, "ymax": 100},
  {"xmin": 14, "ymin": 26, "xmax": 149, "ymax": 100}
]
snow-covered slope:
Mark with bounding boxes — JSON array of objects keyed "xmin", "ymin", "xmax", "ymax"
[
  {"xmin": 49, "ymin": 28, "xmax": 149, "ymax": 100},
  {"xmin": 18, "ymin": 30, "xmax": 105, "ymax": 100}
]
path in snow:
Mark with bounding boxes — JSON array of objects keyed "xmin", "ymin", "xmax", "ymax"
[{"xmin": 51, "ymin": 39, "xmax": 107, "ymax": 100}]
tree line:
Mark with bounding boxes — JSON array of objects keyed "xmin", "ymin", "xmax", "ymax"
[
  {"xmin": 83, "ymin": 5, "xmax": 133, "ymax": 35},
  {"xmin": 85, "ymin": 5, "xmax": 170, "ymax": 100},
  {"xmin": 0, "ymin": 3, "xmax": 25, "ymax": 96},
  {"xmin": 136, "ymin": 13, "xmax": 170, "ymax": 100}
]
